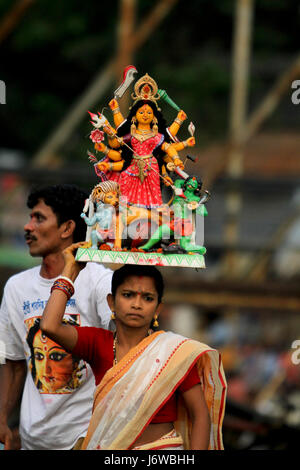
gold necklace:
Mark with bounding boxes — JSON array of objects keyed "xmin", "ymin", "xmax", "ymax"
[
  {"xmin": 132, "ymin": 129, "xmax": 155, "ymax": 143},
  {"xmin": 113, "ymin": 330, "xmax": 153, "ymax": 365},
  {"xmin": 113, "ymin": 335, "xmax": 118, "ymax": 365}
]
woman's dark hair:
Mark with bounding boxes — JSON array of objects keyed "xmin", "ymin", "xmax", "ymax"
[
  {"xmin": 26, "ymin": 318, "xmax": 42, "ymax": 387},
  {"xmin": 116, "ymin": 100, "xmax": 172, "ymax": 173},
  {"xmin": 27, "ymin": 184, "xmax": 88, "ymax": 242},
  {"xmin": 111, "ymin": 264, "xmax": 164, "ymax": 304}
]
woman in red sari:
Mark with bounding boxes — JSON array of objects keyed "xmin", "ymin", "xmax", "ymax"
[{"xmin": 40, "ymin": 242, "xmax": 227, "ymax": 450}]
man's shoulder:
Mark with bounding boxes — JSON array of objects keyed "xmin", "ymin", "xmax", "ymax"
[
  {"xmin": 80, "ymin": 262, "xmax": 112, "ymax": 281},
  {"xmin": 5, "ymin": 265, "xmax": 41, "ymax": 288}
]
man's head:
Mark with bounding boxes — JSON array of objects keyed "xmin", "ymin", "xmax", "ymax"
[{"xmin": 24, "ymin": 184, "xmax": 88, "ymax": 257}]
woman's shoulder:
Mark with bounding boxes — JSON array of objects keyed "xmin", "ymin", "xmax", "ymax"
[
  {"xmin": 75, "ymin": 325, "xmax": 113, "ymax": 342},
  {"xmin": 160, "ymin": 331, "xmax": 216, "ymax": 352}
]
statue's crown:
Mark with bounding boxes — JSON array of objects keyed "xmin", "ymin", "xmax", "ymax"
[{"xmin": 131, "ymin": 73, "xmax": 161, "ymax": 110}]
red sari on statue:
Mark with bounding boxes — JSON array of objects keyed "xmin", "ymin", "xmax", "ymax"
[{"xmin": 119, "ymin": 133, "xmax": 164, "ymax": 209}]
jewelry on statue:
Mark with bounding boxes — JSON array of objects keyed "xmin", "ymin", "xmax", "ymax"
[
  {"xmin": 138, "ymin": 128, "xmax": 154, "ymax": 135},
  {"xmin": 131, "ymin": 73, "xmax": 161, "ymax": 110},
  {"xmin": 152, "ymin": 116, "xmax": 158, "ymax": 135},
  {"xmin": 130, "ymin": 116, "xmax": 137, "ymax": 134},
  {"xmin": 112, "ymin": 106, "xmax": 120, "ymax": 115},
  {"xmin": 174, "ymin": 117, "xmax": 184, "ymax": 126},
  {"xmin": 132, "ymin": 129, "xmax": 155, "ymax": 143},
  {"xmin": 102, "ymin": 145, "xmax": 110, "ymax": 156},
  {"xmin": 133, "ymin": 153, "xmax": 152, "ymax": 182}
]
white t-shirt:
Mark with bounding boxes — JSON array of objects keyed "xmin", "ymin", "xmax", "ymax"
[{"xmin": 0, "ymin": 262, "xmax": 113, "ymax": 450}]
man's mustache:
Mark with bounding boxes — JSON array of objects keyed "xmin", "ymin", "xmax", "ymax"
[{"xmin": 24, "ymin": 232, "xmax": 37, "ymax": 241}]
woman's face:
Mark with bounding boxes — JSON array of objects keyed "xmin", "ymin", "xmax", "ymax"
[
  {"xmin": 33, "ymin": 331, "xmax": 75, "ymax": 393},
  {"xmin": 109, "ymin": 275, "xmax": 161, "ymax": 330},
  {"xmin": 135, "ymin": 104, "xmax": 154, "ymax": 126}
]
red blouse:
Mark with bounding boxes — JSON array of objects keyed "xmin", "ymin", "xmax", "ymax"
[{"xmin": 72, "ymin": 326, "xmax": 200, "ymax": 423}]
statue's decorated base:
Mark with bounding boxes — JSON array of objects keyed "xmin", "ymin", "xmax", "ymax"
[{"xmin": 75, "ymin": 247, "xmax": 205, "ymax": 269}]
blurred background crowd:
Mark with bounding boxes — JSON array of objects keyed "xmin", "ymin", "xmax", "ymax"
[{"xmin": 0, "ymin": 0, "xmax": 300, "ymax": 450}]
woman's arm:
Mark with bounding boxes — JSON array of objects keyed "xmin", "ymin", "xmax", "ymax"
[
  {"xmin": 40, "ymin": 242, "xmax": 87, "ymax": 353},
  {"xmin": 181, "ymin": 384, "xmax": 211, "ymax": 450}
]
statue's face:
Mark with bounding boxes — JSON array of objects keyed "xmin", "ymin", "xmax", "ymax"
[
  {"xmin": 135, "ymin": 104, "xmax": 154, "ymax": 125},
  {"xmin": 104, "ymin": 191, "xmax": 119, "ymax": 207},
  {"xmin": 186, "ymin": 178, "xmax": 198, "ymax": 191}
]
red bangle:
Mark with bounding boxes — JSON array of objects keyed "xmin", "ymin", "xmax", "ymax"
[{"xmin": 51, "ymin": 278, "xmax": 74, "ymax": 301}]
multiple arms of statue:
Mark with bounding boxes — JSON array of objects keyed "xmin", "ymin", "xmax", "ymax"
[
  {"xmin": 168, "ymin": 110, "xmax": 187, "ymax": 137},
  {"xmin": 91, "ymin": 96, "xmax": 196, "ymax": 178},
  {"xmin": 109, "ymin": 98, "xmax": 126, "ymax": 128}
]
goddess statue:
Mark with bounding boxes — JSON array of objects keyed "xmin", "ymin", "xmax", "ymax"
[{"xmin": 90, "ymin": 73, "xmax": 195, "ymax": 209}]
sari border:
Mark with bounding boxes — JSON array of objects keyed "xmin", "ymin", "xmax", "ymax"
[
  {"xmin": 83, "ymin": 333, "xmax": 226, "ymax": 451},
  {"xmin": 93, "ymin": 330, "xmax": 164, "ymax": 408},
  {"xmin": 128, "ymin": 347, "xmax": 214, "ymax": 450}
]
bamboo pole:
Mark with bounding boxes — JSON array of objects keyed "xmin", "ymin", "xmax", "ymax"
[
  {"xmin": 115, "ymin": 0, "xmax": 137, "ymax": 114},
  {"xmin": 0, "ymin": 0, "xmax": 35, "ymax": 45},
  {"xmin": 222, "ymin": 0, "xmax": 254, "ymax": 278}
]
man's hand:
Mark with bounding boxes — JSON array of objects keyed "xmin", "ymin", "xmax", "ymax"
[{"xmin": 0, "ymin": 422, "xmax": 12, "ymax": 450}]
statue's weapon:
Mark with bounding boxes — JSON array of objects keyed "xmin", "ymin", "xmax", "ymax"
[
  {"xmin": 157, "ymin": 89, "xmax": 180, "ymax": 111},
  {"xmin": 114, "ymin": 65, "xmax": 138, "ymax": 100}
]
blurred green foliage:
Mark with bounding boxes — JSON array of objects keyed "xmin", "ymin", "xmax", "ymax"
[{"xmin": 0, "ymin": 0, "xmax": 299, "ymax": 162}]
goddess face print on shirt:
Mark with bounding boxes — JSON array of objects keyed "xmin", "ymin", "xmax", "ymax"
[{"xmin": 25, "ymin": 316, "xmax": 86, "ymax": 394}]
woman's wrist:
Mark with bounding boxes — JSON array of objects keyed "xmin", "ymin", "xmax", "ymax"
[
  {"xmin": 61, "ymin": 265, "xmax": 80, "ymax": 283},
  {"xmin": 58, "ymin": 275, "xmax": 75, "ymax": 290},
  {"xmin": 51, "ymin": 278, "xmax": 74, "ymax": 301}
]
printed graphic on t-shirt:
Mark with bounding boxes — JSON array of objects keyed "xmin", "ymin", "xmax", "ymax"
[{"xmin": 25, "ymin": 316, "xmax": 87, "ymax": 394}]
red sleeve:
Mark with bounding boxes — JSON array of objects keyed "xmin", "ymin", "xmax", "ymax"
[
  {"xmin": 72, "ymin": 326, "xmax": 114, "ymax": 385},
  {"xmin": 179, "ymin": 363, "xmax": 200, "ymax": 393},
  {"xmin": 72, "ymin": 326, "xmax": 113, "ymax": 364}
]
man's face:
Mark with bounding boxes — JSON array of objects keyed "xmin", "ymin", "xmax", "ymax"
[{"xmin": 24, "ymin": 199, "xmax": 65, "ymax": 257}]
